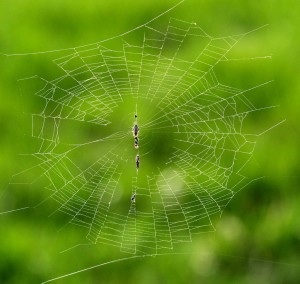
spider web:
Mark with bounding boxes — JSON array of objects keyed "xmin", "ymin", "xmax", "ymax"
[{"xmin": 11, "ymin": 17, "xmax": 277, "ymax": 258}]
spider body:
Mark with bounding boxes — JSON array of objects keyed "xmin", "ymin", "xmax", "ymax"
[
  {"xmin": 131, "ymin": 193, "xmax": 136, "ymax": 203},
  {"xmin": 133, "ymin": 124, "xmax": 139, "ymax": 137},
  {"xmin": 134, "ymin": 137, "xmax": 139, "ymax": 149},
  {"xmin": 135, "ymin": 154, "xmax": 140, "ymax": 169}
]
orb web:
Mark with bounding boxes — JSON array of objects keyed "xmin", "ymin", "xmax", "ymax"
[{"xmin": 12, "ymin": 17, "xmax": 276, "ymax": 256}]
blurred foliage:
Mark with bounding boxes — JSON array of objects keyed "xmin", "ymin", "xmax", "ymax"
[{"xmin": 0, "ymin": 0, "xmax": 300, "ymax": 283}]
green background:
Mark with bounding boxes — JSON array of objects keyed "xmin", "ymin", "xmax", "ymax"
[{"xmin": 0, "ymin": 0, "xmax": 299, "ymax": 283}]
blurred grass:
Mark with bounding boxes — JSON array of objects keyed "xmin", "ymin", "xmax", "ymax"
[{"xmin": 1, "ymin": 0, "xmax": 300, "ymax": 283}]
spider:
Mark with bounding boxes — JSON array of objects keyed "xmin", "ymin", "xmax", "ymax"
[
  {"xmin": 134, "ymin": 136, "xmax": 139, "ymax": 149},
  {"xmin": 131, "ymin": 193, "xmax": 136, "ymax": 203},
  {"xmin": 132, "ymin": 124, "xmax": 139, "ymax": 137},
  {"xmin": 135, "ymin": 154, "xmax": 140, "ymax": 170}
]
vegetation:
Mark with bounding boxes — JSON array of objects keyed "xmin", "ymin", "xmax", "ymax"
[{"xmin": 0, "ymin": 0, "xmax": 299, "ymax": 283}]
